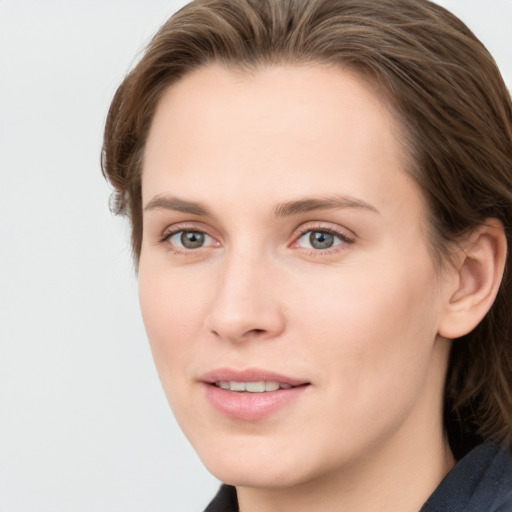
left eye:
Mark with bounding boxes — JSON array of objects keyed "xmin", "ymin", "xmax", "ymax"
[
  {"xmin": 168, "ymin": 230, "xmax": 213, "ymax": 249},
  {"xmin": 297, "ymin": 230, "xmax": 345, "ymax": 250}
]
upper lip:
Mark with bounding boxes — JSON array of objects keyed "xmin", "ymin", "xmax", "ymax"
[{"xmin": 200, "ymin": 367, "xmax": 309, "ymax": 387}]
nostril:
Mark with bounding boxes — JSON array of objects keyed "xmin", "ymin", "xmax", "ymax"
[{"xmin": 245, "ymin": 328, "xmax": 267, "ymax": 338}]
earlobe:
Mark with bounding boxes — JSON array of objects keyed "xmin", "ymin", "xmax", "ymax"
[{"xmin": 438, "ymin": 218, "xmax": 507, "ymax": 340}]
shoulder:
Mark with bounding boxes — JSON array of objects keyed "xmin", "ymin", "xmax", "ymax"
[{"xmin": 421, "ymin": 443, "xmax": 512, "ymax": 512}]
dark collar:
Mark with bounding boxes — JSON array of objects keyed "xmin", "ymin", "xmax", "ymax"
[
  {"xmin": 204, "ymin": 483, "xmax": 238, "ymax": 512},
  {"xmin": 420, "ymin": 443, "xmax": 512, "ymax": 512}
]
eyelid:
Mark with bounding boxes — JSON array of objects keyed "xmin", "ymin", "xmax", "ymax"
[
  {"xmin": 290, "ymin": 222, "xmax": 356, "ymax": 250},
  {"xmin": 159, "ymin": 222, "xmax": 221, "ymax": 251},
  {"xmin": 169, "ymin": 230, "xmax": 214, "ymax": 249},
  {"xmin": 160, "ymin": 221, "xmax": 216, "ymax": 239}
]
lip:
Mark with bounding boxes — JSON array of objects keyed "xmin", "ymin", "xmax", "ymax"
[
  {"xmin": 201, "ymin": 368, "xmax": 309, "ymax": 387},
  {"xmin": 200, "ymin": 367, "xmax": 310, "ymax": 421}
]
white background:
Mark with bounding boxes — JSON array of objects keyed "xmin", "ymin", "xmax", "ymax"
[{"xmin": 0, "ymin": 1, "xmax": 510, "ymax": 511}]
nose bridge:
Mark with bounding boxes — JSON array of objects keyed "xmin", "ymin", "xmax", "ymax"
[{"xmin": 205, "ymin": 241, "xmax": 284, "ymax": 342}]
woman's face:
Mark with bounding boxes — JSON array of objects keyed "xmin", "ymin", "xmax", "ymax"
[{"xmin": 139, "ymin": 64, "xmax": 453, "ymax": 488}]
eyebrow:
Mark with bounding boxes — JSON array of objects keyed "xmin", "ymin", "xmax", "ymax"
[
  {"xmin": 273, "ymin": 195, "xmax": 379, "ymax": 217},
  {"xmin": 143, "ymin": 193, "xmax": 379, "ymax": 217},
  {"xmin": 144, "ymin": 195, "xmax": 210, "ymax": 216}
]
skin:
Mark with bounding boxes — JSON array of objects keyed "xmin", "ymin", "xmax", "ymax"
[{"xmin": 139, "ymin": 64, "xmax": 458, "ymax": 512}]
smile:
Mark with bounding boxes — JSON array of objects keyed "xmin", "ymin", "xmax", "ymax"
[
  {"xmin": 214, "ymin": 381, "xmax": 294, "ymax": 392},
  {"xmin": 202, "ymin": 369, "xmax": 310, "ymax": 421}
]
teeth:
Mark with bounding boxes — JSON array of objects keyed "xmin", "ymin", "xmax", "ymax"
[
  {"xmin": 245, "ymin": 381, "xmax": 266, "ymax": 392},
  {"xmin": 230, "ymin": 381, "xmax": 246, "ymax": 392},
  {"xmin": 214, "ymin": 381, "xmax": 291, "ymax": 392},
  {"xmin": 265, "ymin": 381, "xmax": 280, "ymax": 391}
]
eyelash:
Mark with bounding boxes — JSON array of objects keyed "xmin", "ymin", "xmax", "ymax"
[
  {"xmin": 293, "ymin": 225, "xmax": 355, "ymax": 254},
  {"xmin": 159, "ymin": 224, "xmax": 355, "ymax": 255},
  {"xmin": 159, "ymin": 225, "xmax": 217, "ymax": 254}
]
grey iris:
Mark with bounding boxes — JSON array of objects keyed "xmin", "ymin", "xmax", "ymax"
[
  {"xmin": 310, "ymin": 231, "xmax": 334, "ymax": 249},
  {"xmin": 181, "ymin": 231, "xmax": 205, "ymax": 249}
]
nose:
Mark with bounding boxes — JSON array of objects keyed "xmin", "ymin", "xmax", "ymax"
[{"xmin": 204, "ymin": 249, "xmax": 286, "ymax": 344}]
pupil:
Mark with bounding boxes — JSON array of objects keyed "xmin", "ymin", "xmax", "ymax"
[
  {"xmin": 181, "ymin": 231, "xmax": 205, "ymax": 249},
  {"xmin": 310, "ymin": 231, "xmax": 334, "ymax": 249}
]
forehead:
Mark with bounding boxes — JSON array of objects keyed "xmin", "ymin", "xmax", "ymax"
[
  {"xmin": 144, "ymin": 63, "xmax": 400, "ymax": 152},
  {"xmin": 142, "ymin": 63, "xmax": 421, "ymax": 222}
]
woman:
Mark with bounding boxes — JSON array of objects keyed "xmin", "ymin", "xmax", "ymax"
[{"xmin": 101, "ymin": 0, "xmax": 512, "ymax": 510}]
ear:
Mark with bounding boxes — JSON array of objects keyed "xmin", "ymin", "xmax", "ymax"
[{"xmin": 438, "ymin": 218, "xmax": 507, "ymax": 340}]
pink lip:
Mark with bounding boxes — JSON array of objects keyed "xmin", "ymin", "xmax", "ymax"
[
  {"xmin": 200, "ymin": 368, "xmax": 308, "ymax": 387},
  {"xmin": 200, "ymin": 367, "xmax": 310, "ymax": 421}
]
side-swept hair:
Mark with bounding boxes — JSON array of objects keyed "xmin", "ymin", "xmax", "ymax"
[{"xmin": 102, "ymin": 0, "xmax": 512, "ymax": 456}]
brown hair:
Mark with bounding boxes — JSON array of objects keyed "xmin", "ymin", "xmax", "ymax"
[{"xmin": 101, "ymin": 0, "xmax": 512, "ymax": 455}]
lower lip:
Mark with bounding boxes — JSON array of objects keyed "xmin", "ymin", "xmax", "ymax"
[{"xmin": 203, "ymin": 383, "xmax": 309, "ymax": 421}]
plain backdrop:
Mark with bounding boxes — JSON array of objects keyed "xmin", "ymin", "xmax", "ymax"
[{"xmin": 0, "ymin": 1, "xmax": 510, "ymax": 511}]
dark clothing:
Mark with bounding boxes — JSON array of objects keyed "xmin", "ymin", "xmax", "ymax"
[
  {"xmin": 420, "ymin": 443, "xmax": 512, "ymax": 511},
  {"xmin": 204, "ymin": 484, "xmax": 238, "ymax": 512},
  {"xmin": 204, "ymin": 443, "xmax": 512, "ymax": 512}
]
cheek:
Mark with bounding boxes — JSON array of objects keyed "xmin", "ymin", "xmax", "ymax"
[
  {"xmin": 138, "ymin": 269, "xmax": 210, "ymax": 429},
  {"xmin": 280, "ymin": 261, "xmax": 443, "ymax": 466},
  {"xmin": 138, "ymin": 265, "xmax": 205, "ymax": 379},
  {"xmin": 293, "ymin": 251, "xmax": 442, "ymax": 396}
]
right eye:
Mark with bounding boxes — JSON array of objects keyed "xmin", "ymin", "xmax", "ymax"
[{"xmin": 167, "ymin": 230, "xmax": 214, "ymax": 250}]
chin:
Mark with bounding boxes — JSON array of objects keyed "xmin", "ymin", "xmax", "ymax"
[
  {"xmin": 204, "ymin": 457, "xmax": 309, "ymax": 489},
  {"xmin": 189, "ymin": 429, "xmax": 329, "ymax": 490}
]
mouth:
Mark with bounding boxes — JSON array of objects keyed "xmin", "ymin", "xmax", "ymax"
[
  {"xmin": 213, "ymin": 380, "xmax": 297, "ymax": 393},
  {"xmin": 201, "ymin": 368, "xmax": 309, "ymax": 390},
  {"xmin": 201, "ymin": 368, "xmax": 310, "ymax": 421}
]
